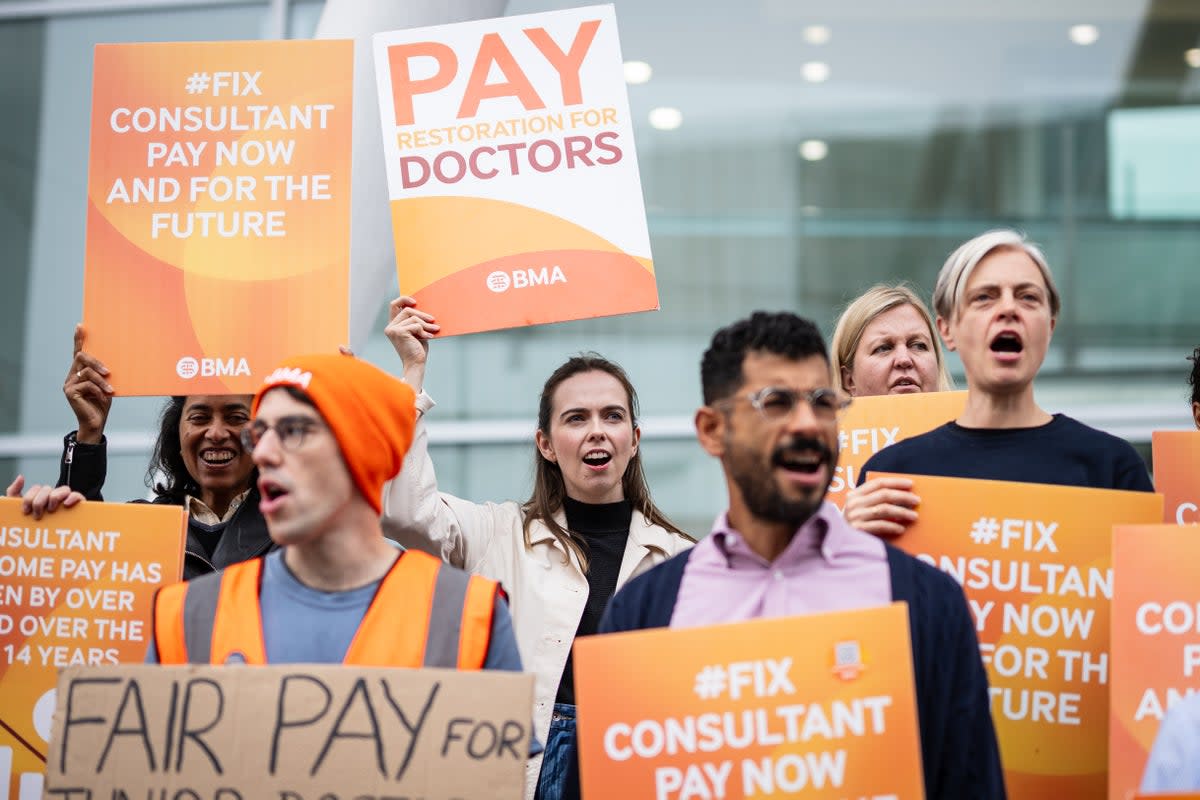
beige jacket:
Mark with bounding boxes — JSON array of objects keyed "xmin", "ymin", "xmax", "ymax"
[{"xmin": 382, "ymin": 418, "xmax": 692, "ymax": 797}]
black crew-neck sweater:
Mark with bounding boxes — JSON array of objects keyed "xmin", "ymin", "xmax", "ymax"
[{"xmin": 554, "ymin": 495, "xmax": 632, "ymax": 705}]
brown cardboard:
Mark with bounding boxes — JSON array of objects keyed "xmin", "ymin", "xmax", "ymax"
[{"xmin": 45, "ymin": 664, "xmax": 534, "ymax": 799}]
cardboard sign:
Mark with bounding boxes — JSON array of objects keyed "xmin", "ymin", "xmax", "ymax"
[
  {"xmin": 0, "ymin": 499, "xmax": 186, "ymax": 800},
  {"xmin": 45, "ymin": 664, "xmax": 534, "ymax": 799},
  {"xmin": 830, "ymin": 390, "xmax": 967, "ymax": 508},
  {"xmin": 373, "ymin": 5, "xmax": 658, "ymax": 336},
  {"xmin": 1110, "ymin": 525, "xmax": 1200, "ymax": 800},
  {"xmin": 1151, "ymin": 431, "xmax": 1200, "ymax": 525},
  {"xmin": 84, "ymin": 40, "xmax": 353, "ymax": 395},
  {"xmin": 885, "ymin": 473, "xmax": 1163, "ymax": 798},
  {"xmin": 574, "ymin": 603, "xmax": 925, "ymax": 800}
]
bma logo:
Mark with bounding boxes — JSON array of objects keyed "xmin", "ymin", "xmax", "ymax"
[
  {"xmin": 485, "ymin": 266, "xmax": 567, "ymax": 293},
  {"xmin": 176, "ymin": 355, "xmax": 251, "ymax": 379}
]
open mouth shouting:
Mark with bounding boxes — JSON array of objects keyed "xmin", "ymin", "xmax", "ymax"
[
  {"xmin": 772, "ymin": 439, "xmax": 833, "ymax": 488},
  {"xmin": 257, "ymin": 476, "xmax": 290, "ymax": 514},
  {"xmin": 582, "ymin": 449, "xmax": 614, "ymax": 471},
  {"xmin": 989, "ymin": 331, "xmax": 1024, "ymax": 363}
]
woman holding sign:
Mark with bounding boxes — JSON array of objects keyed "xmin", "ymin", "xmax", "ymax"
[
  {"xmin": 12, "ymin": 325, "xmax": 271, "ymax": 579},
  {"xmin": 846, "ymin": 229, "xmax": 1153, "ymax": 536},
  {"xmin": 380, "ymin": 297, "xmax": 693, "ymax": 800}
]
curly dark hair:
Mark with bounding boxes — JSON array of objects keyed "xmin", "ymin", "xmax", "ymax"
[
  {"xmin": 1189, "ymin": 346, "xmax": 1200, "ymax": 408},
  {"xmin": 145, "ymin": 396, "xmax": 259, "ymax": 502},
  {"xmin": 701, "ymin": 311, "xmax": 829, "ymax": 404}
]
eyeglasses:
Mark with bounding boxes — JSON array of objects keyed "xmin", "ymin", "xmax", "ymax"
[
  {"xmin": 713, "ymin": 386, "xmax": 851, "ymax": 422},
  {"xmin": 240, "ymin": 416, "xmax": 324, "ymax": 452}
]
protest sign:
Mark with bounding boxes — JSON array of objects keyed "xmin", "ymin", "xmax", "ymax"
[
  {"xmin": 373, "ymin": 5, "xmax": 658, "ymax": 336},
  {"xmin": 44, "ymin": 664, "xmax": 533, "ymax": 799},
  {"xmin": 84, "ymin": 40, "xmax": 353, "ymax": 395},
  {"xmin": 574, "ymin": 603, "xmax": 924, "ymax": 800},
  {"xmin": 885, "ymin": 473, "xmax": 1162, "ymax": 798},
  {"xmin": 829, "ymin": 390, "xmax": 966, "ymax": 508},
  {"xmin": 0, "ymin": 499, "xmax": 185, "ymax": 800},
  {"xmin": 1110, "ymin": 525, "xmax": 1200, "ymax": 800},
  {"xmin": 1151, "ymin": 431, "xmax": 1200, "ymax": 525}
]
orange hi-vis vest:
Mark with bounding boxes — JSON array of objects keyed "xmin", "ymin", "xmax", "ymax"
[{"xmin": 152, "ymin": 550, "xmax": 500, "ymax": 668}]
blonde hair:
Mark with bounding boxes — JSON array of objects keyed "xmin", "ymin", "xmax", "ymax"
[
  {"xmin": 933, "ymin": 229, "xmax": 1061, "ymax": 322},
  {"xmin": 831, "ymin": 283, "xmax": 953, "ymax": 394}
]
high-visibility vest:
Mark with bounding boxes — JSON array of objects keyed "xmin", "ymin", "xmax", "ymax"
[{"xmin": 152, "ymin": 550, "xmax": 499, "ymax": 669}]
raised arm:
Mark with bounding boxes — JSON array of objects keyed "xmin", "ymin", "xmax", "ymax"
[
  {"xmin": 56, "ymin": 324, "xmax": 114, "ymax": 498},
  {"xmin": 380, "ymin": 298, "xmax": 517, "ymax": 572}
]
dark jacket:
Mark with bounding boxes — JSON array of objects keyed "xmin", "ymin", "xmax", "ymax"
[
  {"xmin": 567, "ymin": 544, "xmax": 1006, "ymax": 800},
  {"xmin": 58, "ymin": 432, "xmax": 274, "ymax": 579}
]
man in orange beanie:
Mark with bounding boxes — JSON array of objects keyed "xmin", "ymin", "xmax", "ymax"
[{"xmin": 147, "ymin": 353, "xmax": 525, "ymax": 671}]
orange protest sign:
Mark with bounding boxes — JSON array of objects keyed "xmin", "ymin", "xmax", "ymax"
[
  {"xmin": 0, "ymin": 498, "xmax": 185, "ymax": 799},
  {"xmin": 373, "ymin": 6, "xmax": 658, "ymax": 336},
  {"xmin": 1110, "ymin": 525, "xmax": 1200, "ymax": 800},
  {"xmin": 829, "ymin": 390, "xmax": 967, "ymax": 508},
  {"xmin": 84, "ymin": 40, "xmax": 353, "ymax": 395},
  {"xmin": 1152, "ymin": 431, "xmax": 1200, "ymax": 525},
  {"xmin": 885, "ymin": 473, "xmax": 1163, "ymax": 798},
  {"xmin": 574, "ymin": 603, "xmax": 925, "ymax": 800}
]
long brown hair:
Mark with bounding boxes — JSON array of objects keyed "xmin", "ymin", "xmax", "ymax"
[{"xmin": 521, "ymin": 354, "xmax": 692, "ymax": 569}]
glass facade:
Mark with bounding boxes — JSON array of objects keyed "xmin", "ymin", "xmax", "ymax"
[{"xmin": 4, "ymin": 0, "xmax": 1197, "ymax": 536}]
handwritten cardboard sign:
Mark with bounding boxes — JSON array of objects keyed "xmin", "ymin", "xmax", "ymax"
[
  {"xmin": 1151, "ymin": 431, "xmax": 1200, "ymax": 525},
  {"xmin": 373, "ymin": 5, "xmax": 658, "ymax": 336},
  {"xmin": 574, "ymin": 603, "xmax": 925, "ymax": 799},
  {"xmin": 84, "ymin": 40, "xmax": 353, "ymax": 395},
  {"xmin": 1110, "ymin": 525, "xmax": 1200, "ymax": 800},
  {"xmin": 0, "ymin": 498, "xmax": 185, "ymax": 800},
  {"xmin": 885, "ymin": 473, "xmax": 1163, "ymax": 798},
  {"xmin": 45, "ymin": 664, "xmax": 534, "ymax": 799},
  {"xmin": 829, "ymin": 390, "xmax": 966, "ymax": 508}
]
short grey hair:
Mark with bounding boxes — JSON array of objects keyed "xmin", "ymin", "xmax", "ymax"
[{"xmin": 933, "ymin": 229, "xmax": 1061, "ymax": 322}]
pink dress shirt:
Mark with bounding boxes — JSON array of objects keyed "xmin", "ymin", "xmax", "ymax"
[{"xmin": 670, "ymin": 501, "xmax": 892, "ymax": 628}]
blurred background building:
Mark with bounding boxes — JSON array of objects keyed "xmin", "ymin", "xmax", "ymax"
[{"xmin": 3, "ymin": 0, "xmax": 1196, "ymax": 534}]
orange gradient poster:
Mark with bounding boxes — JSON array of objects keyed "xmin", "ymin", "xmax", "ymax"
[
  {"xmin": 0, "ymin": 498, "xmax": 185, "ymax": 799},
  {"xmin": 373, "ymin": 5, "xmax": 658, "ymax": 336},
  {"xmin": 573, "ymin": 603, "xmax": 925, "ymax": 799},
  {"xmin": 84, "ymin": 40, "xmax": 353, "ymax": 395},
  {"xmin": 1110, "ymin": 525, "xmax": 1200, "ymax": 800},
  {"xmin": 1152, "ymin": 431, "xmax": 1200, "ymax": 525},
  {"xmin": 829, "ymin": 390, "xmax": 966, "ymax": 508},
  {"xmin": 886, "ymin": 473, "xmax": 1162, "ymax": 798}
]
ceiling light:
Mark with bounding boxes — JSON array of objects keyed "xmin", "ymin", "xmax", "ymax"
[
  {"xmin": 798, "ymin": 140, "xmax": 828, "ymax": 161},
  {"xmin": 801, "ymin": 61, "xmax": 830, "ymax": 83},
  {"xmin": 1068, "ymin": 24, "xmax": 1099, "ymax": 46},
  {"xmin": 623, "ymin": 60, "xmax": 652, "ymax": 85},
  {"xmin": 1186, "ymin": 48, "xmax": 1200, "ymax": 68},
  {"xmin": 803, "ymin": 25, "xmax": 831, "ymax": 45},
  {"xmin": 648, "ymin": 107, "xmax": 682, "ymax": 131}
]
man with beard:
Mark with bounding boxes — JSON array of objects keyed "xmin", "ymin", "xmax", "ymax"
[{"xmin": 592, "ymin": 312, "xmax": 1005, "ymax": 800}]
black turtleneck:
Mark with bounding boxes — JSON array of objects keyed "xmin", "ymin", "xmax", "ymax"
[{"xmin": 555, "ymin": 495, "xmax": 632, "ymax": 705}]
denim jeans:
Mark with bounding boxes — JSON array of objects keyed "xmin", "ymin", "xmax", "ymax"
[{"xmin": 534, "ymin": 703, "xmax": 576, "ymax": 800}]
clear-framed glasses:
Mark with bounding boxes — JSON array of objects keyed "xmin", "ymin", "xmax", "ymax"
[
  {"xmin": 714, "ymin": 386, "xmax": 851, "ymax": 422},
  {"xmin": 240, "ymin": 416, "xmax": 324, "ymax": 451}
]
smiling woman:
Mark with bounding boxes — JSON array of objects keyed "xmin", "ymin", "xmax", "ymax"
[
  {"xmin": 379, "ymin": 296, "xmax": 693, "ymax": 800},
  {"xmin": 6, "ymin": 324, "xmax": 272, "ymax": 579}
]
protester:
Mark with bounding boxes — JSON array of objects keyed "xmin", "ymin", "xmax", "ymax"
[
  {"xmin": 830, "ymin": 283, "xmax": 952, "ymax": 397},
  {"xmin": 849, "ymin": 230, "xmax": 1153, "ymax": 535},
  {"xmin": 1141, "ymin": 693, "xmax": 1200, "ymax": 791},
  {"xmin": 9, "ymin": 326, "xmax": 269, "ymax": 578},
  {"xmin": 147, "ymin": 352, "xmax": 524, "ymax": 673},
  {"xmin": 1189, "ymin": 345, "xmax": 1199, "ymax": 429},
  {"xmin": 582, "ymin": 311, "xmax": 1004, "ymax": 799},
  {"xmin": 380, "ymin": 297, "xmax": 693, "ymax": 800}
]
